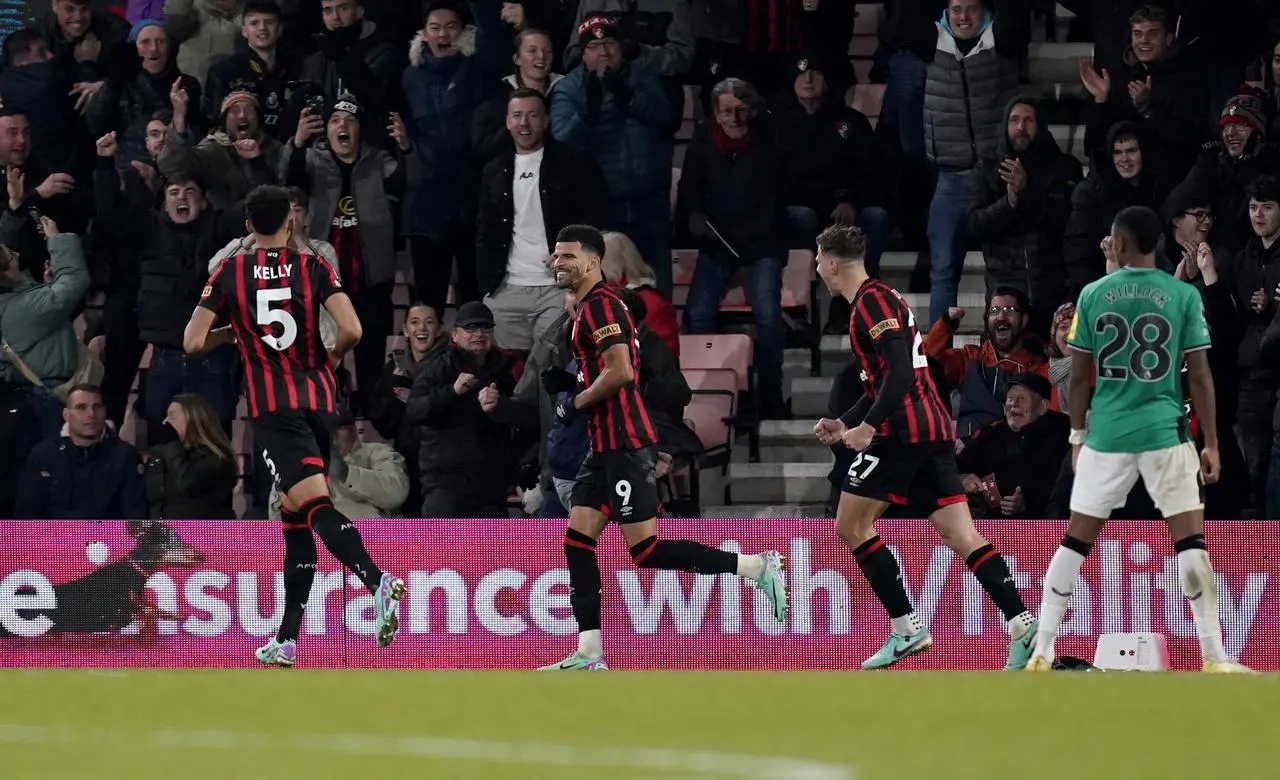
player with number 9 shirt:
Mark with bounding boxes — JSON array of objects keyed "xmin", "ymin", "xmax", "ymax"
[
  {"xmin": 812, "ymin": 224, "xmax": 1039, "ymax": 671},
  {"xmin": 1023, "ymin": 205, "xmax": 1250, "ymax": 673},
  {"xmin": 184, "ymin": 185, "xmax": 404, "ymax": 668},
  {"xmin": 535, "ymin": 225, "xmax": 788, "ymax": 671}
]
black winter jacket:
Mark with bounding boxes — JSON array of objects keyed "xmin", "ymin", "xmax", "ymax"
[
  {"xmin": 0, "ymin": 61, "xmax": 87, "ymax": 177},
  {"xmin": 144, "ymin": 442, "xmax": 238, "ymax": 520},
  {"xmin": 956, "ymin": 410, "xmax": 1071, "ymax": 519},
  {"xmin": 475, "ymin": 138, "xmax": 610, "ymax": 295},
  {"xmin": 204, "ymin": 47, "xmax": 301, "ymax": 143},
  {"xmin": 405, "ymin": 344, "xmax": 526, "ymax": 497},
  {"xmin": 1064, "ymin": 121, "xmax": 1172, "ymax": 294},
  {"xmin": 771, "ymin": 90, "xmax": 886, "ymax": 216},
  {"xmin": 967, "ymin": 95, "xmax": 1083, "ymax": 313},
  {"xmin": 88, "ymin": 61, "xmax": 203, "ymax": 157},
  {"xmin": 1222, "ymin": 234, "xmax": 1280, "ymax": 374},
  {"xmin": 1083, "ymin": 44, "xmax": 1209, "ymax": 180},
  {"xmin": 674, "ymin": 118, "xmax": 789, "ymax": 262},
  {"xmin": 93, "ymin": 158, "xmax": 243, "ymax": 349},
  {"xmin": 1182, "ymin": 141, "xmax": 1280, "ymax": 259},
  {"xmin": 15, "ymin": 429, "xmax": 148, "ymax": 520}
]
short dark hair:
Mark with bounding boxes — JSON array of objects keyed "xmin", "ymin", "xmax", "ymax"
[
  {"xmin": 65, "ymin": 383, "xmax": 103, "ymax": 404},
  {"xmin": 989, "ymin": 286, "xmax": 1028, "ymax": 312},
  {"xmin": 614, "ymin": 286, "xmax": 648, "ymax": 322},
  {"xmin": 244, "ymin": 185, "xmax": 293, "ymax": 235},
  {"xmin": 556, "ymin": 224, "xmax": 606, "ymax": 258},
  {"xmin": 509, "ymin": 87, "xmax": 549, "ymax": 112},
  {"xmin": 243, "ymin": 0, "xmax": 282, "ymax": 19},
  {"xmin": 4, "ymin": 28, "xmax": 43, "ymax": 67},
  {"xmin": 1129, "ymin": 4, "xmax": 1169, "ymax": 30},
  {"xmin": 1113, "ymin": 205, "xmax": 1164, "ymax": 255},
  {"xmin": 284, "ymin": 185, "xmax": 309, "ymax": 210},
  {"xmin": 1246, "ymin": 175, "xmax": 1280, "ymax": 206},
  {"xmin": 815, "ymin": 224, "xmax": 866, "ymax": 263},
  {"xmin": 148, "ymin": 109, "xmax": 173, "ymax": 125},
  {"xmin": 407, "ymin": 301, "xmax": 440, "ymax": 319}
]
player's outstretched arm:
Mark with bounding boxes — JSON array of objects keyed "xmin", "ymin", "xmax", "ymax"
[
  {"xmin": 572, "ymin": 343, "xmax": 633, "ymax": 412},
  {"xmin": 183, "ymin": 308, "xmax": 233, "ymax": 355},
  {"xmin": 323, "ymin": 291, "xmax": 363, "ymax": 360}
]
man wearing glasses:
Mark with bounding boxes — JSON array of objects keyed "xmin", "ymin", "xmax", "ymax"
[
  {"xmin": 405, "ymin": 301, "xmax": 526, "ymax": 517},
  {"xmin": 922, "ymin": 287, "xmax": 1052, "ymax": 438}
]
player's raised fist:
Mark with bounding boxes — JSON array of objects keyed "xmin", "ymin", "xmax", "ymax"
[
  {"xmin": 947, "ymin": 306, "xmax": 965, "ymax": 322},
  {"xmin": 841, "ymin": 422, "xmax": 875, "ymax": 452},
  {"xmin": 1200, "ymin": 445, "xmax": 1220, "ymax": 485},
  {"xmin": 813, "ymin": 417, "xmax": 845, "ymax": 445}
]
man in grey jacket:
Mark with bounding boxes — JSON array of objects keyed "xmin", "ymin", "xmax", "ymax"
[
  {"xmin": 923, "ymin": 0, "xmax": 1021, "ymax": 325},
  {"xmin": 0, "ymin": 218, "xmax": 90, "ymax": 437},
  {"xmin": 282, "ymin": 93, "xmax": 419, "ymax": 414}
]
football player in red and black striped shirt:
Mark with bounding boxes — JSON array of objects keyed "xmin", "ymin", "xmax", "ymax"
[
  {"xmin": 535, "ymin": 225, "xmax": 788, "ymax": 670},
  {"xmin": 812, "ymin": 224, "xmax": 1036, "ymax": 671},
  {"xmin": 184, "ymin": 185, "xmax": 404, "ymax": 667}
]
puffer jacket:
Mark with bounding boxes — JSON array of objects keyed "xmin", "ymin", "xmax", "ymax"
[
  {"xmin": 1064, "ymin": 121, "xmax": 1172, "ymax": 294},
  {"xmin": 966, "ymin": 95, "xmax": 1083, "ymax": 314},
  {"xmin": 923, "ymin": 10, "xmax": 1020, "ymax": 170},
  {"xmin": 549, "ymin": 61, "xmax": 673, "ymax": 205},
  {"xmin": 1182, "ymin": 140, "xmax": 1280, "ymax": 260},
  {"xmin": 401, "ymin": 2, "xmax": 507, "ymax": 239},
  {"xmin": 1222, "ymin": 233, "xmax": 1280, "ymax": 374},
  {"xmin": 164, "ymin": 0, "xmax": 245, "ymax": 89},
  {"xmin": 269, "ymin": 440, "xmax": 410, "ymax": 519}
]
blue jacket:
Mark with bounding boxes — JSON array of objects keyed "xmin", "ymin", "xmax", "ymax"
[
  {"xmin": 400, "ymin": 0, "xmax": 507, "ymax": 239},
  {"xmin": 546, "ymin": 360, "xmax": 590, "ymax": 481},
  {"xmin": 549, "ymin": 62, "xmax": 673, "ymax": 207},
  {"xmin": 15, "ymin": 427, "xmax": 149, "ymax": 520}
]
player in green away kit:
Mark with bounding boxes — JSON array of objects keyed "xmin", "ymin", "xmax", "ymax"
[{"xmin": 1023, "ymin": 206, "xmax": 1251, "ymax": 673}]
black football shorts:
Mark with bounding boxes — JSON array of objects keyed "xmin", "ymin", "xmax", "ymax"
[
  {"xmin": 253, "ymin": 410, "xmax": 333, "ymax": 494},
  {"xmin": 841, "ymin": 438, "xmax": 966, "ymax": 510},
  {"xmin": 571, "ymin": 445, "xmax": 661, "ymax": 523}
]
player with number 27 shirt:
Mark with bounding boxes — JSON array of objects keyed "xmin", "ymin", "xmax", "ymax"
[
  {"xmin": 812, "ymin": 224, "xmax": 1038, "ymax": 671},
  {"xmin": 185, "ymin": 185, "xmax": 404, "ymax": 669}
]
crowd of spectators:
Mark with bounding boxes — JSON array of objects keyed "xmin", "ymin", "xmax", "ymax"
[{"xmin": 0, "ymin": 0, "xmax": 1277, "ymax": 522}]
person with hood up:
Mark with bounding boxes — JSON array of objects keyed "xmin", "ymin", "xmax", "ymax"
[
  {"xmin": 0, "ymin": 28, "xmax": 88, "ymax": 179},
  {"xmin": 1181, "ymin": 87, "xmax": 1280, "ymax": 260},
  {"xmin": 1064, "ymin": 120, "xmax": 1172, "ymax": 295},
  {"xmin": 402, "ymin": 0, "xmax": 508, "ymax": 319},
  {"xmin": 922, "ymin": 0, "xmax": 1022, "ymax": 327},
  {"xmin": 164, "ymin": 0, "xmax": 245, "ymax": 89},
  {"xmin": 471, "ymin": 26, "xmax": 565, "ymax": 163},
  {"xmin": 966, "ymin": 94, "xmax": 1083, "ymax": 336},
  {"xmin": 298, "ymin": 0, "xmax": 403, "ymax": 134},
  {"xmin": 1078, "ymin": 4, "xmax": 1209, "ymax": 181},
  {"xmin": 158, "ymin": 84, "xmax": 284, "ymax": 210}
]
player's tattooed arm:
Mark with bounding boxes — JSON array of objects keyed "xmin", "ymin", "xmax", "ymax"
[{"xmin": 571, "ymin": 343, "xmax": 633, "ymax": 412}]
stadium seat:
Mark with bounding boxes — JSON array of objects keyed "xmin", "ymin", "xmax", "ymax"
[
  {"xmin": 392, "ymin": 283, "xmax": 411, "ymax": 306},
  {"xmin": 386, "ymin": 335, "xmax": 406, "ymax": 355},
  {"xmin": 671, "ymin": 249, "xmax": 697, "ymax": 287},
  {"xmin": 853, "ymin": 4, "xmax": 884, "ymax": 36},
  {"xmin": 232, "ymin": 420, "xmax": 252, "ymax": 457},
  {"xmin": 679, "ymin": 333, "xmax": 753, "ymax": 393},
  {"xmin": 671, "ymin": 167, "xmax": 682, "ymax": 219},
  {"xmin": 683, "ymin": 368, "xmax": 737, "ymax": 456},
  {"xmin": 847, "ymin": 35, "xmax": 877, "ymax": 58},
  {"xmin": 87, "ymin": 334, "xmax": 105, "ymax": 358}
]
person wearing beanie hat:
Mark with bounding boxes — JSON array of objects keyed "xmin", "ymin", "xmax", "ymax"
[
  {"xmin": 564, "ymin": 1, "xmax": 695, "ymax": 81},
  {"xmin": 1220, "ymin": 90, "xmax": 1268, "ymax": 156},
  {"xmin": 128, "ymin": 18, "xmax": 163, "ymax": 43}
]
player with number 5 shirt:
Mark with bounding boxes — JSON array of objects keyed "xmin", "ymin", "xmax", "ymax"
[
  {"xmin": 535, "ymin": 225, "xmax": 788, "ymax": 672},
  {"xmin": 812, "ymin": 224, "xmax": 1038, "ymax": 671},
  {"xmin": 185, "ymin": 185, "xmax": 404, "ymax": 669}
]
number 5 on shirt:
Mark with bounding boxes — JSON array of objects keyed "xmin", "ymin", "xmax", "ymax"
[{"xmin": 257, "ymin": 287, "xmax": 298, "ymax": 351}]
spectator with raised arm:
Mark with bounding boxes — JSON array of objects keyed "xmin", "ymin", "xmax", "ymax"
[
  {"xmin": 158, "ymin": 82, "xmax": 283, "ymax": 210},
  {"xmin": 477, "ymin": 88, "xmax": 607, "ymax": 352},
  {"xmin": 15, "ymin": 384, "xmax": 149, "ymax": 520},
  {"xmin": 282, "ymin": 93, "xmax": 417, "ymax": 414},
  {"xmin": 38, "ymin": 0, "xmax": 132, "ymax": 98},
  {"xmin": 0, "ymin": 216, "xmax": 91, "ymax": 439},
  {"xmin": 549, "ymin": 14, "xmax": 673, "ymax": 293},
  {"xmin": 163, "ymin": 0, "xmax": 246, "ymax": 89},
  {"xmin": 96, "ymin": 130, "xmax": 244, "ymax": 443}
]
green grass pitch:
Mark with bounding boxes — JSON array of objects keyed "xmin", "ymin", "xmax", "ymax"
[{"xmin": 2, "ymin": 670, "xmax": 1276, "ymax": 779}]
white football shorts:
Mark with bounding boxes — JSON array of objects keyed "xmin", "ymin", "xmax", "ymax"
[{"xmin": 1070, "ymin": 441, "xmax": 1203, "ymax": 518}]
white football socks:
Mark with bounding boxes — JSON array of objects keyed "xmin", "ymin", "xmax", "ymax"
[
  {"xmin": 737, "ymin": 554, "xmax": 765, "ymax": 579},
  {"xmin": 891, "ymin": 612, "xmax": 925, "ymax": 637},
  {"xmin": 1033, "ymin": 545, "xmax": 1087, "ymax": 659},
  {"xmin": 577, "ymin": 629, "xmax": 602, "ymax": 659},
  {"xmin": 1178, "ymin": 548, "xmax": 1227, "ymax": 664}
]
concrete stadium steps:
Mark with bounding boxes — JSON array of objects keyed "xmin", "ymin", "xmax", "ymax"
[{"xmin": 726, "ymin": 462, "xmax": 832, "ymax": 504}]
